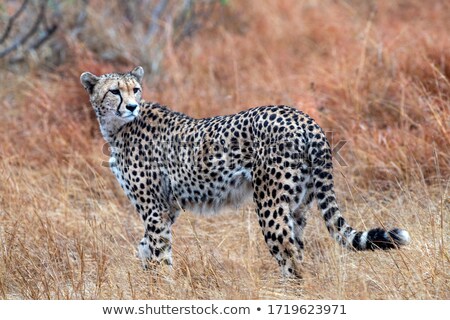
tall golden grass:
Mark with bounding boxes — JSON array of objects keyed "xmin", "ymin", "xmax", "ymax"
[{"xmin": 0, "ymin": 0, "xmax": 448, "ymax": 299}]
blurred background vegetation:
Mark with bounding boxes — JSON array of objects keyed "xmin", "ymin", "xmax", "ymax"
[{"xmin": 0, "ymin": 0, "xmax": 226, "ymax": 72}]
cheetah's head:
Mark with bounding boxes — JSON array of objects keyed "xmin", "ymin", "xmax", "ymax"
[{"xmin": 80, "ymin": 66, "xmax": 144, "ymax": 139}]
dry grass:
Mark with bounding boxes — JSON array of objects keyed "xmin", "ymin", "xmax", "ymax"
[{"xmin": 0, "ymin": 0, "xmax": 448, "ymax": 299}]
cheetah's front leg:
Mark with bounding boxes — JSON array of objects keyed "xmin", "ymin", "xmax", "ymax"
[{"xmin": 137, "ymin": 210, "xmax": 177, "ymax": 269}]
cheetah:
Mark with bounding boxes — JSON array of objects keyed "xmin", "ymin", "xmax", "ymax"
[{"xmin": 80, "ymin": 66, "xmax": 410, "ymax": 277}]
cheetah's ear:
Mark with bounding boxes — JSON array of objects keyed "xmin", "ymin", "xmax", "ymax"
[
  {"xmin": 80, "ymin": 72, "xmax": 100, "ymax": 94},
  {"xmin": 131, "ymin": 66, "xmax": 144, "ymax": 84}
]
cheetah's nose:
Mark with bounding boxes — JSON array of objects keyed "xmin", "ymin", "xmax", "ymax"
[{"xmin": 126, "ymin": 103, "xmax": 138, "ymax": 112}]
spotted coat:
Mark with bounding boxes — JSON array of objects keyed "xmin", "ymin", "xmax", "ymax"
[{"xmin": 81, "ymin": 67, "xmax": 410, "ymax": 277}]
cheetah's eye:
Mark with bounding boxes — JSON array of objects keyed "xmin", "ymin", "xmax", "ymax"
[
  {"xmin": 133, "ymin": 88, "xmax": 140, "ymax": 94},
  {"xmin": 109, "ymin": 89, "xmax": 120, "ymax": 95}
]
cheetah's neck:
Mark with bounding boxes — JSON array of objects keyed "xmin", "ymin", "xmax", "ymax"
[{"xmin": 97, "ymin": 114, "xmax": 130, "ymax": 144}]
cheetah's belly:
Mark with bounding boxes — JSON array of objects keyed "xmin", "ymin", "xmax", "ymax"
[{"xmin": 173, "ymin": 167, "xmax": 254, "ymax": 216}]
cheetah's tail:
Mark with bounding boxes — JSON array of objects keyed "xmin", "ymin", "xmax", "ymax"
[
  {"xmin": 316, "ymin": 188, "xmax": 410, "ymax": 250},
  {"xmin": 342, "ymin": 227, "xmax": 410, "ymax": 251},
  {"xmin": 310, "ymin": 162, "xmax": 410, "ymax": 250},
  {"xmin": 316, "ymin": 190, "xmax": 410, "ymax": 250}
]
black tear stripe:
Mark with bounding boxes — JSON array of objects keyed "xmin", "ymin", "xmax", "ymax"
[
  {"xmin": 116, "ymin": 91, "xmax": 123, "ymax": 114},
  {"xmin": 116, "ymin": 82, "xmax": 123, "ymax": 115}
]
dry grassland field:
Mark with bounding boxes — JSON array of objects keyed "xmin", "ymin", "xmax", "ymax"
[{"xmin": 0, "ymin": 0, "xmax": 449, "ymax": 299}]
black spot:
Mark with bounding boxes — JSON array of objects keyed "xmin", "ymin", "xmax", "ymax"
[
  {"xmin": 336, "ymin": 217, "xmax": 345, "ymax": 231},
  {"xmin": 277, "ymin": 235, "xmax": 284, "ymax": 244},
  {"xmin": 323, "ymin": 207, "xmax": 337, "ymax": 221},
  {"xmin": 351, "ymin": 232, "xmax": 363, "ymax": 250},
  {"xmin": 319, "ymin": 171, "xmax": 329, "ymax": 179},
  {"xmin": 273, "ymin": 209, "xmax": 278, "ymax": 219},
  {"xmin": 271, "ymin": 233, "xmax": 277, "ymax": 242}
]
